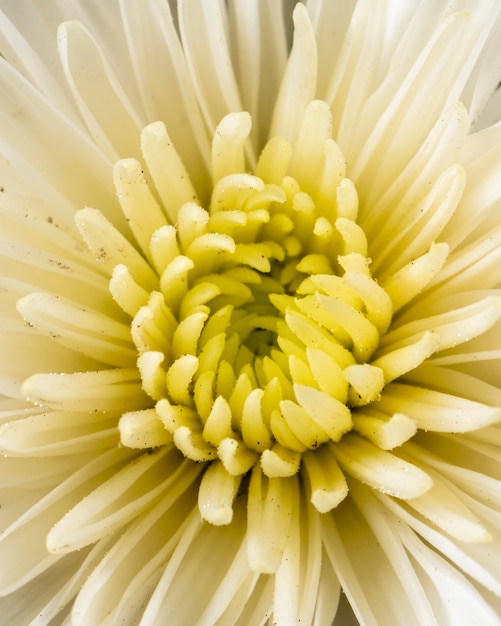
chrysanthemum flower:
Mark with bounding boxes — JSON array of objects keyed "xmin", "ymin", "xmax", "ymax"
[{"xmin": 1, "ymin": 1, "xmax": 501, "ymax": 624}]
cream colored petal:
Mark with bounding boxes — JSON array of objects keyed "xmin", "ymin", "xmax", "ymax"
[
  {"xmin": 380, "ymin": 296, "xmax": 501, "ymax": 355},
  {"xmin": 228, "ymin": 0, "xmax": 288, "ymax": 147},
  {"xmin": 373, "ymin": 163, "xmax": 465, "ymax": 278},
  {"xmin": 353, "ymin": 409, "xmax": 417, "ymax": 451},
  {"xmin": 225, "ymin": 575, "xmax": 274, "ymax": 626},
  {"xmin": 198, "ymin": 461, "xmax": 241, "ymax": 525},
  {"xmin": 407, "ymin": 475, "xmax": 492, "ymax": 543},
  {"xmin": 119, "ymin": 408, "xmax": 172, "ymax": 449},
  {"xmin": 458, "ymin": 2, "xmax": 501, "ymax": 127},
  {"xmin": 275, "ymin": 491, "xmax": 324, "ymax": 626},
  {"xmin": 321, "ymin": 512, "xmax": 378, "ymax": 626},
  {"xmin": 427, "ymin": 224, "xmax": 501, "ymax": 300},
  {"xmin": 350, "ymin": 7, "xmax": 496, "ymax": 203},
  {"xmin": 377, "ymin": 382, "xmax": 501, "ymax": 433},
  {"xmin": 141, "ymin": 121, "xmax": 200, "ymax": 223},
  {"xmin": 34, "ymin": 538, "xmax": 114, "ymax": 625},
  {"xmin": 139, "ymin": 503, "xmax": 248, "ymax": 625},
  {"xmin": 120, "ymin": 0, "xmax": 211, "ymax": 194},
  {"xmin": 334, "ymin": 434, "xmax": 433, "ymax": 499},
  {"xmin": 407, "ymin": 438, "xmax": 501, "ymax": 515},
  {"xmin": 311, "ymin": 546, "xmax": 342, "ymax": 625},
  {"xmin": 47, "ymin": 447, "xmax": 190, "ymax": 553},
  {"xmin": 75, "ymin": 207, "xmax": 158, "ymax": 290},
  {"xmin": 22, "ymin": 368, "xmax": 150, "ymax": 413},
  {"xmin": 364, "ymin": 102, "xmax": 467, "ymax": 252},
  {"xmin": 377, "ymin": 491, "xmax": 501, "ymax": 596},
  {"xmin": 207, "ymin": 569, "xmax": 262, "ymax": 626},
  {"xmin": 306, "ymin": 0, "xmax": 357, "ymax": 101},
  {"xmin": 0, "ymin": 239, "xmax": 110, "ymax": 309},
  {"xmin": 247, "ymin": 467, "xmax": 296, "ymax": 574},
  {"xmin": 269, "ymin": 3, "xmax": 317, "ymax": 145},
  {"xmin": 57, "ymin": 20, "xmax": 144, "ymax": 161},
  {"xmin": 325, "ymin": 0, "xmax": 388, "ymax": 154},
  {"xmin": 302, "ymin": 445, "xmax": 349, "ymax": 512},
  {"xmin": 0, "ymin": 450, "xmax": 96, "ymax": 491},
  {"xmin": 195, "ymin": 509, "xmax": 260, "ymax": 625},
  {"xmin": 0, "ymin": 409, "xmax": 118, "ymax": 457},
  {"xmin": 382, "ymin": 243, "xmax": 449, "ymax": 312},
  {"xmin": 178, "ymin": 0, "xmax": 244, "ymax": 138},
  {"xmin": 0, "ymin": 448, "xmax": 134, "ymax": 594},
  {"xmin": 0, "ymin": 332, "xmax": 101, "ymax": 385},
  {"xmin": 211, "ymin": 112, "xmax": 252, "ymax": 184},
  {"xmin": 404, "ymin": 363, "xmax": 501, "ymax": 408},
  {"xmin": 0, "ymin": 6, "xmax": 77, "ymax": 122},
  {"xmin": 348, "ymin": 480, "xmax": 440, "ymax": 625},
  {"xmin": 272, "ymin": 479, "xmax": 301, "ymax": 624},
  {"xmin": 0, "ymin": 189, "xmax": 96, "ymax": 266},
  {"xmin": 71, "ymin": 470, "xmax": 201, "ymax": 625},
  {"xmin": 395, "ymin": 519, "xmax": 501, "ymax": 626},
  {"xmin": 17, "ymin": 292, "xmax": 136, "ymax": 368},
  {"xmin": 0, "ymin": 58, "xmax": 120, "ymax": 224},
  {"xmin": 0, "ymin": 545, "xmax": 94, "ymax": 625},
  {"xmin": 113, "ymin": 158, "xmax": 169, "ymax": 260}
]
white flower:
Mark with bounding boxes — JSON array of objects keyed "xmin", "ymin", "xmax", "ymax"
[{"xmin": 1, "ymin": 1, "xmax": 501, "ymax": 624}]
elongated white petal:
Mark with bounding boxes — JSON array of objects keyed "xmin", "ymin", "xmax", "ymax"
[
  {"xmin": 22, "ymin": 368, "xmax": 150, "ymax": 413},
  {"xmin": 141, "ymin": 121, "xmax": 199, "ymax": 223},
  {"xmin": 140, "ymin": 503, "xmax": 249, "ymax": 625},
  {"xmin": 247, "ymin": 467, "xmax": 296, "ymax": 573},
  {"xmin": 75, "ymin": 207, "xmax": 158, "ymax": 290},
  {"xmin": 47, "ymin": 448, "xmax": 189, "ymax": 553},
  {"xmin": 334, "ymin": 434, "xmax": 433, "ymax": 499},
  {"xmin": 177, "ymin": 0, "xmax": 244, "ymax": 136},
  {"xmin": 57, "ymin": 20, "xmax": 143, "ymax": 160},
  {"xmin": 376, "ymin": 384, "xmax": 501, "ymax": 433},
  {"xmin": 270, "ymin": 3, "xmax": 317, "ymax": 143},
  {"xmin": 71, "ymin": 474, "xmax": 202, "ymax": 625},
  {"xmin": 0, "ymin": 448, "xmax": 134, "ymax": 594},
  {"xmin": 394, "ymin": 519, "xmax": 501, "ymax": 626},
  {"xmin": 0, "ymin": 410, "xmax": 118, "ymax": 456},
  {"xmin": 17, "ymin": 292, "xmax": 136, "ymax": 368}
]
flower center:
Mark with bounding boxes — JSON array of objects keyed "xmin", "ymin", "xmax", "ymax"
[
  {"xmin": 144, "ymin": 143, "xmax": 390, "ymax": 471},
  {"xmin": 76, "ymin": 101, "xmax": 440, "ymax": 528}
]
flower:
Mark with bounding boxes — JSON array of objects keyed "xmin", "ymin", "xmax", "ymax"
[{"xmin": 1, "ymin": 0, "xmax": 501, "ymax": 624}]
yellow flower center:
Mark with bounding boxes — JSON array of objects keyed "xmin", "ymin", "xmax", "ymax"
[
  {"xmin": 73, "ymin": 101, "xmax": 447, "ymax": 531},
  {"xmin": 135, "ymin": 108, "xmax": 391, "ymax": 472}
]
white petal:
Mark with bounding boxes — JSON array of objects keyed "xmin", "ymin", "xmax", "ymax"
[
  {"xmin": 378, "ymin": 491, "xmax": 501, "ymax": 596},
  {"xmin": 396, "ymin": 520, "xmax": 501, "ymax": 626},
  {"xmin": 0, "ymin": 448, "xmax": 133, "ymax": 594},
  {"xmin": 228, "ymin": 0, "xmax": 288, "ymax": 147},
  {"xmin": 75, "ymin": 207, "xmax": 158, "ymax": 290},
  {"xmin": 0, "ymin": 57, "xmax": 119, "ymax": 223},
  {"xmin": 17, "ymin": 292, "xmax": 136, "ymax": 368},
  {"xmin": 71, "ymin": 469, "xmax": 202, "ymax": 625},
  {"xmin": 120, "ymin": 0, "xmax": 211, "ymax": 193},
  {"xmin": 57, "ymin": 20, "xmax": 143, "ymax": 160},
  {"xmin": 348, "ymin": 480, "xmax": 440, "ymax": 625},
  {"xmin": 22, "ymin": 368, "xmax": 149, "ymax": 413},
  {"xmin": 140, "ymin": 503, "xmax": 248, "ymax": 625},
  {"xmin": 47, "ymin": 448, "xmax": 192, "ymax": 553},
  {"xmin": 177, "ymin": 0, "xmax": 244, "ymax": 137},
  {"xmin": 376, "ymin": 383, "xmax": 501, "ymax": 433},
  {"xmin": 334, "ymin": 434, "xmax": 433, "ymax": 499},
  {"xmin": 270, "ymin": 3, "xmax": 317, "ymax": 144},
  {"xmin": 0, "ymin": 409, "xmax": 118, "ymax": 457}
]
